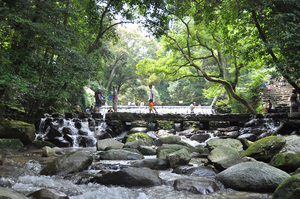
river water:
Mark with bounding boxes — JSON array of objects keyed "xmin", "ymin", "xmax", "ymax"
[
  {"xmin": 0, "ymin": 110, "xmax": 278, "ymax": 198},
  {"xmin": 0, "ymin": 148, "xmax": 272, "ymax": 199}
]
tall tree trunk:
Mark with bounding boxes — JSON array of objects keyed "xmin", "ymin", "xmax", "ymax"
[{"xmin": 252, "ymin": 11, "xmax": 300, "ymax": 92}]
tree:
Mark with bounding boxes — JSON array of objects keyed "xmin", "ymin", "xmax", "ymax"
[
  {"xmin": 242, "ymin": 0, "xmax": 300, "ymax": 91},
  {"xmin": 137, "ymin": 13, "xmax": 259, "ymax": 113},
  {"xmin": 0, "ymin": 0, "xmax": 97, "ymax": 118}
]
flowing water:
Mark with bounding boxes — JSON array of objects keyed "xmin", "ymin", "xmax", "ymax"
[
  {"xmin": 1, "ymin": 110, "xmax": 280, "ymax": 198},
  {"xmin": 0, "ymin": 148, "xmax": 272, "ymax": 199}
]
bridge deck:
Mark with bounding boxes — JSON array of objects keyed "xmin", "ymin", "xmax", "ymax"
[{"xmin": 104, "ymin": 112, "xmax": 252, "ymax": 123}]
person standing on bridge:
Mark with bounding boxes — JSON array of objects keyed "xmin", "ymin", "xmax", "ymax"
[
  {"xmin": 112, "ymin": 85, "xmax": 118, "ymax": 112},
  {"xmin": 149, "ymin": 84, "xmax": 158, "ymax": 113},
  {"xmin": 189, "ymin": 102, "xmax": 196, "ymax": 114}
]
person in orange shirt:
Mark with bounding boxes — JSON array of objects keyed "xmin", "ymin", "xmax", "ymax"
[{"xmin": 149, "ymin": 99, "xmax": 158, "ymax": 113}]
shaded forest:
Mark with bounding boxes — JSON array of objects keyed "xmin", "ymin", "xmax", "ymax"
[{"xmin": 0, "ymin": 0, "xmax": 299, "ymax": 120}]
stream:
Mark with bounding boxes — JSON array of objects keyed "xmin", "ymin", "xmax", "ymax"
[
  {"xmin": 0, "ymin": 111, "xmax": 280, "ymax": 198},
  {"xmin": 0, "ymin": 147, "xmax": 272, "ymax": 199}
]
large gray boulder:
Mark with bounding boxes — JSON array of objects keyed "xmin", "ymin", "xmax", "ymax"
[
  {"xmin": 280, "ymin": 135, "xmax": 300, "ymax": 154},
  {"xmin": 96, "ymin": 138, "xmax": 124, "ymax": 151},
  {"xmin": 166, "ymin": 148, "xmax": 191, "ymax": 168},
  {"xmin": 273, "ymin": 173, "xmax": 300, "ymax": 199},
  {"xmin": 156, "ymin": 135, "xmax": 181, "ymax": 146},
  {"xmin": 98, "ymin": 149, "xmax": 144, "ymax": 160},
  {"xmin": 0, "ymin": 187, "xmax": 28, "ymax": 199},
  {"xmin": 216, "ymin": 161, "xmax": 290, "ymax": 192},
  {"xmin": 90, "ymin": 167, "xmax": 162, "ymax": 187},
  {"xmin": 157, "ymin": 144, "xmax": 193, "ymax": 160},
  {"xmin": 40, "ymin": 151, "xmax": 93, "ymax": 175},
  {"xmin": 208, "ymin": 146, "xmax": 243, "ymax": 171},
  {"xmin": 206, "ymin": 138, "xmax": 243, "ymax": 152}
]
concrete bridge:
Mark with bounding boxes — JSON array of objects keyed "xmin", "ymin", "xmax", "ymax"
[
  {"xmin": 104, "ymin": 112, "xmax": 256, "ymax": 130},
  {"xmin": 100, "ymin": 105, "xmax": 215, "ymax": 115}
]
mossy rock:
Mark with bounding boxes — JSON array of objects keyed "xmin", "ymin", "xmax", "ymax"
[
  {"xmin": 183, "ymin": 121, "xmax": 200, "ymax": 130},
  {"xmin": 157, "ymin": 120, "xmax": 174, "ymax": 130},
  {"xmin": 242, "ymin": 136, "xmax": 286, "ymax": 162},
  {"xmin": 157, "ymin": 144, "xmax": 194, "ymax": 160},
  {"xmin": 273, "ymin": 173, "xmax": 300, "ymax": 199},
  {"xmin": 270, "ymin": 153, "xmax": 300, "ymax": 172},
  {"xmin": 0, "ymin": 139, "xmax": 24, "ymax": 150},
  {"xmin": 125, "ymin": 133, "xmax": 154, "ymax": 146},
  {"xmin": 0, "ymin": 119, "xmax": 35, "ymax": 144}
]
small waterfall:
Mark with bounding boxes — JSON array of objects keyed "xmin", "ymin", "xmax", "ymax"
[{"xmin": 36, "ymin": 117, "xmax": 106, "ymax": 147}]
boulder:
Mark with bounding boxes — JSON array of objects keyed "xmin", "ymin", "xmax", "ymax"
[
  {"xmin": 90, "ymin": 167, "xmax": 162, "ymax": 187},
  {"xmin": 166, "ymin": 148, "xmax": 191, "ymax": 168},
  {"xmin": 157, "ymin": 144, "xmax": 194, "ymax": 160},
  {"xmin": 42, "ymin": 146, "xmax": 58, "ymax": 157},
  {"xmin": 206, "ymin": 138, "xmax": 243, "ymax": 152},
  {"xmin": 242, "ymin": 136, "xmax": 286, "ymax": 162},
  {"xmin": 123, "ymin": 140, "xmax": 144, "ymax": 149},
  {"xmin": 273, "ymin": 173, "xmax": 300, "ymax": 199},
  {"xmin": 138, "ymin": 145, "xmax": 157, "ymax": 155},
  {"xmin": 124, "ymin": 132, "xmax": 154, "ymax": 146},
  {"xmin": 131, "ymin": 158, "xmax": 168, "ymax": 170},
  {"xmin": 0, "ymin": 119, "xmax": 35, "ymax": 144},
  {"xmin": 270, "ymin": 153, "xmax": 300, "ymax": 172},
  {"xmin": 98, "ymin": 149, "xmax": 144, "ymax": 160},
  {"xmin": 156, "ymin": 135, "xmax": 181, "ymax": 146},
  {"xmin": 280, "ymin": 135, "xmax": 300, "ymax": 154},
  {"xmin": 27, "ymin": 188, "xmax": 69, "ymax": 199},
  {"xmin": 96, "ymin": 138, "xmax": 124, "ymax": 151},
  {"xmin": 215, "ymin": 161, "xmax": 290, "ymax": 192},
  {"xmin": 172, "ymin": 166, "xmax": 216, "ymax": 177},
  {"xmin": 40, "ymin": 151, "xmax": 93, "ymax": 176},
  {"xmin": 173, "ymin": 178, "xmax": 220, "ymax": 195},
  {"xmin": 0, "ymin": 187, "xmax": 28, "ymax": 199},
  {"xmin": 208, "ymin": 146, "xmax": 243, "ymax": 171}
]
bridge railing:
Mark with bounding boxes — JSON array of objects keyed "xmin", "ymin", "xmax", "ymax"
[{"xmin": 99, "ymin": 106, "xmax": 215, "ymax": 114}]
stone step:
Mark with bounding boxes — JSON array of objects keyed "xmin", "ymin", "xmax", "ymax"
[{"xmin": 260, "ymin": 81, "xmax": 294, "ymax": 112}]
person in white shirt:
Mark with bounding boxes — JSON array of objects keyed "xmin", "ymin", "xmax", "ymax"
[
  {"xmin": 112, "ymin": 86, "xmax": 118, "ymax": 112},
  {"xmin": 189, "ymin": 102, "xmax": 196, "ymax": 114}
]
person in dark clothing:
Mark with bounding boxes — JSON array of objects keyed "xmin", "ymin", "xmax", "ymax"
[
  {"xmin": 263, "ymin": 99, "xmax": 272, "ymax": 113},
  {"xmin": 95, "ymin": 87, "xmax": 104, "ymax": 113},
  {"xmin": 290, "ymin": 89, "xmax": 299, "ymax": 113}
]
